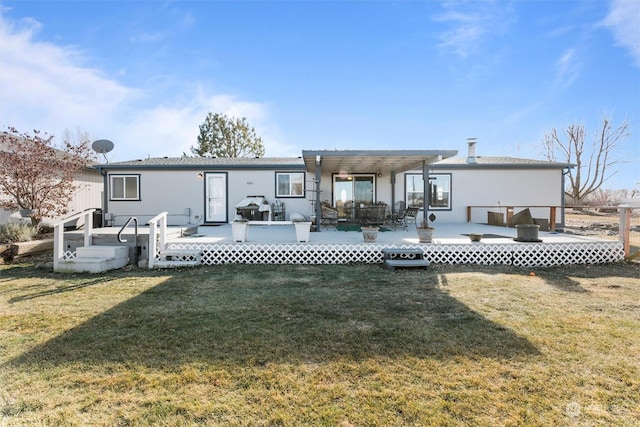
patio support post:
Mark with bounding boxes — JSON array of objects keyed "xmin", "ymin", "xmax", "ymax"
[
  {"xmin": 390, "ymin": 171, "xmax": 396, "ymax": 214},
  {"xmin": 315, "ymin": 156, "xmax": 322, "ymax": 232},
  {"xmin": 422, "ymin": 161, "xmax": 429, "ymax": 225}
]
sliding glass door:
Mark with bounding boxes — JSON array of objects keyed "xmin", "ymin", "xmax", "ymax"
[{"xmin": 333, "ymin": 174, "xmax": 375, "ymax": 217}]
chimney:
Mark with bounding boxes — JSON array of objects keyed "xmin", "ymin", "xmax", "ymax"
[{"xmin": 466, "ymin": 137, "xmax": 477, "ymax": 164}]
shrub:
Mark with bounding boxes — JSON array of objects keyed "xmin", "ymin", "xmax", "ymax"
[{"xmin": 0, "ymin": 223, "xmax": 38, "ymax": 243}]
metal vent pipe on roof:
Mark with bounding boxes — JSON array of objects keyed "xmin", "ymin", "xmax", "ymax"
[{"xmin": 467, "ymin": 137, "xmax": 478, "ymax": 164}]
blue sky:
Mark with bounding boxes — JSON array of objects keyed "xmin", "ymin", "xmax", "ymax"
[{"xmin": 1, "ymin": 0, "xmax": 638, "ymax": 190}]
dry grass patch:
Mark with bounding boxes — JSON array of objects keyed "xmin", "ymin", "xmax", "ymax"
[{"xmin": 1, "ymin": 261, "xmax": 639, "ymax": 426}]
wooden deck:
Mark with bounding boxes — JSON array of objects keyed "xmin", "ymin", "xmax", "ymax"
[
  {"xmin": 164, "ymin": 222, "xmax": 625, "ymax": 267},
  {"xmin": 61, "ymin": 221, "xmax": 625, "ymax": 267}
]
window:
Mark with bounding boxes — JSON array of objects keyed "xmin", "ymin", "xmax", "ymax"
[
  {"xmin": 110, "ymin": 174, "xmax": 140, "ymax": 201},
  {"xmin": 276, "ymin": 172, "xmax": 305, "ymax": 197},
  {"xmin": 404, "ymin": 173, "xmax": 451, "ymax": 210}
]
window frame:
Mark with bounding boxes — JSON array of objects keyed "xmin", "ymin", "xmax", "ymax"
[
  {"xmin": 275, "ymin": 171, "xmax": 305, "ymax": 198},
  {"xmin": 404, "ymin": 173, "xmax": 452, "ymax": 211},
  {"xmin": 109, "ymin": 174, "xmax": 141, "ymax": 201}
]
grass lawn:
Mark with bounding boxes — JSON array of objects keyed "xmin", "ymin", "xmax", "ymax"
[{"xmin": 1, "ymin": 260, "xmax": 639, "ymax": 426}]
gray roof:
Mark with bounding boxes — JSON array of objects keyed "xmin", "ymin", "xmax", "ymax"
[
  {"xmin": 97, "ymin": 156, "xmax": 306, "ymax": 170},
  {"xmin": 94, "ymin": 153, "xmax": 573, "ymax": 172},
  {"xmin": 432, "ymin": 156, "xmax": 573, "ymax": 169}
]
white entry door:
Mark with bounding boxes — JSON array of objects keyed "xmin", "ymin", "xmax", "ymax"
[{"xmin": 205, "ymin": 173, "xmax": 227, "ymax": 223}]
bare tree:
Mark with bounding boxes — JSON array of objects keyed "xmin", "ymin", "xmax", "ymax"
[
  {"xmin": 0, "ymin": 126, "xmax": 94, "ymax": 227},
  {"xmin": 542, "ymin": 116, "xmax": 630, "ymax": 205}
]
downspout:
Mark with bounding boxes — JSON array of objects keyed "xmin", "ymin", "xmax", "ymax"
[
  {"xmin": 314, "ymin": 156, "xmax": 322, "ymax": 232},
  {"xmin": 97, "ymin": 165, "xmax": 108, "ymax": 226}
]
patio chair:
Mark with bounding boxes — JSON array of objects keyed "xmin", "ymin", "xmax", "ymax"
[
  {"xmin": 320, "ymin": 204, "xmax": 338, "ymax": 229},
  {"xmin": 388, "ymin": 201, "xmax": 409, "ymax": 230},
  {"xmin": 404, "ymin": 207, "xmax": 420, "ymax": 228},
  {"xmin": 363, "ymin": 204, "xmax": 387, "ymax": 226}
]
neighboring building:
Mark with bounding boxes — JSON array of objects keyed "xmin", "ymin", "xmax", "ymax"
[
  {"xmin": 0, "ymin": 136, "xmax": 102, "ymax": 225},
  {"xmin": 96, "ymin": 142, "xmax": 572, "ymax": 229}
]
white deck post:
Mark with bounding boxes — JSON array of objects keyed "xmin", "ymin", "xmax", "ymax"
[
  {"xmin": 53, "ymin": 223, "xmax": 64, "ymax": 271},
  {"xmin": 159, "ymin": 214, "xmax": 167, "ymax": 249},
  {"xmin": 83, "ymin": 211, "xmax": 93, "ymax": 247},
  {"xmin": 52, "ymin": 209, "xmax": 96, "ymax": 272},
  {"xmin": 619, "ymin": 206, "xmax": 631, "ymax": 258},
  {"xmin": 148, "ymin": 220, "xmax": 157, "ymax": 269},
  {"xmin": 147, "ymin": 212, "xmax": 168, "ymax": 269}
]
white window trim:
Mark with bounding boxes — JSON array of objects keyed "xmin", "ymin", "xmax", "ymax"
[{"xmin": 276, "ymin": 172, "xmax": 305, "ymax": 198}]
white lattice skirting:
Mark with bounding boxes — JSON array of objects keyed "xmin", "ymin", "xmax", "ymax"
[{"xmin": 165, "ymin": 241, "xmax": 625, "ymax": 267}]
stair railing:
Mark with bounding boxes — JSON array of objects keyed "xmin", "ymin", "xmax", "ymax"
[
  {"xmin": 147, "ymin": 212, "xmax": 168, "ymax": 269},
  {"xmin": 117, "ymin": 216, "xmax": 140, "ymax": 263},
  {"xmin": 117, "ymin": 216, "xmax": 138, "ymax": 245},
  {"xmin": 52, "ymin": 209, "xmax": 95, "ymax": 272}
]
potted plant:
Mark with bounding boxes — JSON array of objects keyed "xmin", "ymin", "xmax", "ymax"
[
  {"xmin": 231, "ymin": 217, "xmax": 249, "ymax": 242},
  {"xmin": 469, "ymin": 233, "xmax": 483, "ymax": 242},
  {"xmin": 361, "ymin": 226, "xmax": 379, "ymax": 243},
  {"xmin": 416, "ymin": 218, "xmax": 435, "ymax": 243},
  {"xmin": 293, "ymin": 217, "xmax": 312, "ymax": 242}
]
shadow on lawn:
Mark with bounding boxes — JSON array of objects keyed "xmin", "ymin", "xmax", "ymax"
[
  {"xmin": 8, "ymin": 278, "xmax": 116, "ymax": 303},
  {"xmin": 6, "ymin": 265, "xmax": 543, "ymax": 368}
]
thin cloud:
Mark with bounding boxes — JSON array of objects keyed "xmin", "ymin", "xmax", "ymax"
[
  {"xmin": 433, "ymin": 1, "xmax": 514, "ymax": 60},
  {"xmin": 0, "ymin": 9, "xmax": 288, "ymax": 160},
  {"xmin": 0, "ymin": 12, "xmax": 135, "ymax": 135},
  {"xmin": 603, "ymin": 0, "xmax": 640, "ymax": 67},
  {"xmin": 129, "ymin": 31, "xmax": 165, "ymax": 44},
  {"xmin": 555, "ymin": 48, "xmax": 581, "ymax": 88}
]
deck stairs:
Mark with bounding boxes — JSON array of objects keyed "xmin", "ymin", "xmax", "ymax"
[
  {"xmin": 154, "ymin": 249, "xmax": 202, "ymax": 268},
  {"xmin": 56, "ymin": 245, "xmax": 129, "ymax": 273},
  {"xmin": 383, "ymin": 248, "xmax": 430, "ymax": 271}
]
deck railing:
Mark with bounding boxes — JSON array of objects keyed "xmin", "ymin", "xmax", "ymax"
[
  {"xmin": 147, "ymin": 212, "xmax": 168, "ymax": 269},
  {"xmin": 619, "ymin": 205, "xmax": 639, "ymax": 259},
  {"xmin": 52, "ymin": 209, "xmax": 96, "ymax": 271},
  {"xmin": 467, "ymin": 205, "xmax": 559, "ymax": 231}
]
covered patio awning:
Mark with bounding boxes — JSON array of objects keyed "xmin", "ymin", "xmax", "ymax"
[
  {"xmin": 302, "ymin": 149, "xmax": 458, "ymax": 174},
  {"xmin": 303, "ymin": 150, "xmax": 458, "ymax": 231}
]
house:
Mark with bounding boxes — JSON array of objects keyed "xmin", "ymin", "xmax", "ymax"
[{"xmin": 95, "ymin": 141, "xmax": 572, "ymax": 229}]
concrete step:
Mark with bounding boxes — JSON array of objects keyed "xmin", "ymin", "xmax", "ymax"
[
  {"xmin": 76, "ymin": 245, "xmax": 129, "ymax": 259},
  {"xmin": 384, "ymin": 259, "xmax": 430, "ymax": 271},
  {"xmin": 55, "ymin": 245, "xmax": 129, "ymax": 273},
  {"xmin": 56, "ymin": 255, "xmax": 129, "ymax": 273},
  {"xmin": 154, "ymin": 259, "xmax": 200, "ymax": 268}
]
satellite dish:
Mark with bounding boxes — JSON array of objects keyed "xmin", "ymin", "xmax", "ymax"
[
  {"xmin": 92, "ymin": 139, "xmax": 114, "ymax": 154},
  {"xmin": 92, "ymin": 139, "xmax": 114, "ymax": 163}
]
